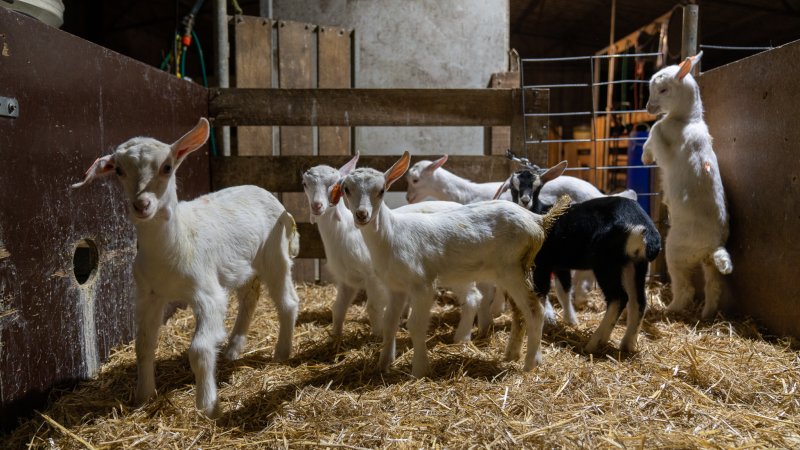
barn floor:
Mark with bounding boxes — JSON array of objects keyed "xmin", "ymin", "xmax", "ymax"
[{"xmin": 3, "ymin": 283, "xmax": 799, "ymax": 448}]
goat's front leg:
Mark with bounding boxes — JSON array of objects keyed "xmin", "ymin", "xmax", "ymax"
[
  {"xmin": 641, "ymin": 126, "xmax": 664, "ymax": 165},
  {"xmin": 134, "ymin": 289, "xmax": 165, "ymax": 406},
  {"xmin": 379, "ymin": 292, "xmax": 406, "ymax": 372},
  {"xmin": 407, "ymin": 285, "xmax": 436, "ymax": 377},
  {"xmin": 188, "ymin": 287, "xmax": 228, "ymax": 418}
]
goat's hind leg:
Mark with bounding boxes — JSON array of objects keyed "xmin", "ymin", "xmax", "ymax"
[
  {"xmin": 224, "ymin": 278, "xmax": 261, "ymax": 361},
  {"xmin": 261, "ymin": 256, "xmax": 300, "ymax": 362},
  {"xmin": 620, "ymin": 262, "xmax": 648, "ymax": 352},
  {"xmin": 502, "ymin": 276, "xmax": 545, "ymax": 371},
  {"xmin": 451, "ymin": 283, "xmax": 481, "ymax": 343},
  {"xmin": 554, "ymin": 269, "xmax": 578, "ymax": 326},
  {"xmin": 585, "ymin": 266, "xmax": 627, "ymax": 353},
  {"xmin": 331, "ymin": 282, "xmax": 358, "ymax": 338}
]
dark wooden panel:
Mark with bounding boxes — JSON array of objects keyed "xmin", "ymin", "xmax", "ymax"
[
  {"xmin": 211, "ymin": 155, "xmax": 514, "ymax": 193},
  {"xmin": 278, "ymin": 20, "xmax": 315, "ymax": 281},
  {"xmin": 698, "ymin": 42, "xmax": 800, "ymax": 338},
  {"xmin": 234, "ymin": 16, "xmax": 272, "ymax": 155},
  {"xmin": 523, "ymin": 88, "xmax": 550, "ymax": 165},
  {"xmin": 209, "ymin": 88, "xmax": 518, "ymax": 127},
  {"xmin": 318, "ymin": 26, "xmax": 352, "ymax": 156},
  {"xmin": 296, "ymin": 223, "xmax": 325, "ymax": 259},
  {"xmin": 486, "ymin": 71, "xmax": 520, "ymax": 155},
  {"xmin": 0, "ymin": 8, "xmax": 209, "ymax": 426}
]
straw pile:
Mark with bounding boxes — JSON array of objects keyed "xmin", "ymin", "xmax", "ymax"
[{"xmin": 3, "ymin": 282, "xmax": 799, "ymax": 449}]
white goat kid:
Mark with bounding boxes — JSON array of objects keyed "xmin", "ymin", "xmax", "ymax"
[
  {"xmin": 336, "ymin": 152, "xmax": 565, "ymax": 377},
  {"xmin": 72, "ymin": 118, "xmax": 300, "ymax": 418},
  {"xmin": 303, "ymin": 155, "xmax": 482, "ymax": 342},
  {"xmin": 642, "ymin": 52, "xmax": 733, "ymax": 319}
]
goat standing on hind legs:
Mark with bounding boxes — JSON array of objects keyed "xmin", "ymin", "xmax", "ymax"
[
  {"xmin": 642, "ymin": 51, "xmax": 733, "ymax": 320},
  {"xmin": 72, "ymin": 118, "xmax": 301, "ymax": 418}
]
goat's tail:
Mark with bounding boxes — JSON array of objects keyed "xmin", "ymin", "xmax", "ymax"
[
  {"xmin": 711, "ymin": 247, "xmax": 733, "ymax": 274},
  {"xmin": 540, "ymin": 194, "xmax": 572, "ymax": 234},
  {"xmin": 281, "ymin": 211, "xmax": 300, "ymax": 259}
]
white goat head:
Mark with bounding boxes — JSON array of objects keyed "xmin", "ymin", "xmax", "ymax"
[
  {"xmin": 333, "ymin": 151, "xmax": 410, "ymax": 227},
  {"xmin": 646, "ymin": 51, "xmax": 703, "ymax": 116},
  {"xmin": 72, "ymin": 118, "xmax": 209, "ymax": 222},
  {"xmin": 302, "ymin": 153, "xmax": 359, "ymax": 221},
  {"xmin": 404, "ymin": 154, "xmax": 448, "ymax": 203}
]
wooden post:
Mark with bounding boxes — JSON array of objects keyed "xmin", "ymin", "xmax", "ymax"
[{"xmin": 233, "ymin": 16, "xmax": 272, "ymax": 155}]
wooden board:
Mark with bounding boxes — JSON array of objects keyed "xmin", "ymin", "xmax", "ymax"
[
  {"xmin": 0, "ymin": 7, "xmax": 209, "ymax": 427},
  {"xmin": 486, "ymin": 71, "xmax": 520, "ymax": 155},
  {"xmin": 211, "ymin": 155, "xmax": 514, "ymax": 193},
  {"xmin": 318, "ymin": 26, "xmax": 352, "ymax": 156},
  {"xmin": 234, "ymin": 16, "xmax": 272, "ymax": 155},
  {"xmin": 278, "ymin": 20, "xmax": 315, "ymax": 281},
  {"xmin": 317, "ymin": 26, "xmax": 353, "ymax": 282},
  {"xmin": 209, "ymin": 88, "xmax": 518, "ymax": 127},
  {"xmin": 698, "ymin": 42, "xmax": 800, "ymax": 338}
]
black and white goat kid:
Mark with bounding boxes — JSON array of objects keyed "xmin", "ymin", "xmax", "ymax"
[{"xmin": 497, "ymin": 162, "xmax": 662, "ymax": 353}]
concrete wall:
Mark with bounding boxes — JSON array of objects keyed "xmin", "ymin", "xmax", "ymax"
[
  {"xmin": 698, "ymin": 40, "xmax": 800, "ymax": 338},
  {"xmin": 272, "ymin": 0, "xmax": 509, "ymax": 157}
]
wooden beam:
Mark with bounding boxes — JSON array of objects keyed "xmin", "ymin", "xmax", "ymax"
[
  {"xmin": 211, "ymin": 155, "xmax": 514, "ymax": 193},
  {"xmin": 209, "ymin": 88, "xmax": 519, "ymax": 127}
]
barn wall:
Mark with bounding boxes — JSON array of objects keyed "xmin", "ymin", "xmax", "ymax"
[
  {"xmin": 698, "ymin": 40, "xmax": 800, "ymax": 338},
  {"xmin": 0, "ymin": 8, "xmax": 209, "ymax": 426},
  {"xmin": 271, "ymin": 0, "xmax": 510, "ymax": 157}
]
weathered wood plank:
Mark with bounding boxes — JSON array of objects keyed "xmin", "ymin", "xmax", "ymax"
[
  {"xmin": 318, "ymin": 26, "xmax": 352, "ymax": 155},
  {"xmin": 209, "ymin": 88, "xmax": 519, "ymax": 127},
  {"xmin": 233, "ymin": 16, "xmax": 272, "ymax": 155},
  {"xmin": 278, "ymin": 20, "xmax": 315, "ymax": 281},
  {"xmin": 317, "ymin": 26, "xmax": 353, "ymax": 282},
  {"xmin": 211, "ymin": 155, "xmax": 514, "ymax": 193},
  {"xmin": 524, "ymin": 88, "xmax": 550, "ymax": 165},
  {"xmin": 486, "ymin": 71, "xmax": 520, "ymax": 155},
  {"xmin": 296, "ymin": 223, "xmax": 325, "ymax": 259}
]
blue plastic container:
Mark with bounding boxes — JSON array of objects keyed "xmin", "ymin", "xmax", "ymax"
[{"xmin": 626, "ymin": 129, "xmax": 650, "ymax": 213}]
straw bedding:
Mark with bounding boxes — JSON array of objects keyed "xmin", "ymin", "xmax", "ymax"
[{"xmin": 3, "ymin": 282, "xmax": 799, "ymax": 449}]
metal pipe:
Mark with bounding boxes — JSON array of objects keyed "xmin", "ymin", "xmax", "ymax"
[
  {"xmin": 681, "ymin": 4, "xmax": 699, "ymax": 60},
  {"xmin": 214, "ymin": 0, "xmax": 231, "ymax": 156}
]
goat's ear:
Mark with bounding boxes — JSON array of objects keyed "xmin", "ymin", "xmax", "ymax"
[
  {"xmin": 329, "ymin": 180, "xmax": 344, "ymax": 205},
  {"xmin": 423, "ymin": 154, "xmax": 448, "ymax": 174},
  {"xmin": 676, "ymin": 51, "xmax": 703, "ymax": 81},
  {"xmin": 171, "ymin": 117, "xmax": 210, "ymax": 162},
  {"xmin": 338, "ymin": 152, "xmax": 360, "ymax": 177},
  {"xmin": 493, "ymin": 178, "xmax": 511, "ymax": 200},
  {"xmin": 540, "ymin": 160, "xmax": 568, "ymax": 184},
  {"xmin": 384, "ymin": 151, "xmax": 411, "ymax": 190},
  {"xmin": 71, "ymin": 155, "xmax": 116, "ymax": 188}
]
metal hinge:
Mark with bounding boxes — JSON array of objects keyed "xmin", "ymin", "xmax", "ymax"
[{"xmin": 0, "ymin": 96, "xmax": 19, "ymax": 118}]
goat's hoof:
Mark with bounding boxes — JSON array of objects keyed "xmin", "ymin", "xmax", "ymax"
[
  {"xmin": 273, "ymin": 349, "xmax": 291, "ymax": 363},
  {"xmin": 199, "ymin": 401, "xmax": 221, "ymax": 419},
  {"xmin": 701, "ymin": 307, "xmax": 718, "ymax": 321},
  {"xmin": 504, "ymin": 348, "xmax": 521, "ymax": 362},
  {"xmin": 411, "ymin": 362, "xmax": 430, "ymax": 379},
  {"xmin": 522, "ymin": 353, "xmax": 542, "ymax": 371},
  {"xmin": 619, "ymin": 340, "xmax": 638, "ymax": 353},
  {"xmin": 584, "ymin": 341, "xmax": 601, "ymax": 354}
]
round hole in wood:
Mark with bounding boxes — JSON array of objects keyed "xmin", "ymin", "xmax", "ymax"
[{"xmin": 73, "ymin": 239, "xmax": 99, "ymax": 285}]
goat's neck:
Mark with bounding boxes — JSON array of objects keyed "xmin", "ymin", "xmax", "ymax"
[
  {"xmin": 437, "ymin": 169, "xmax": 481, "ymax": 204},
  {"xmin": 666, "ymin": 89, "xmax": 705, "ymax": 123},
  {"xmin": 358, "ymin": 202, "xmax": 395, "ymax": 260},
  {"xmin": 133, "ymin": 189, "xmax": 184, "ymax": 256}
]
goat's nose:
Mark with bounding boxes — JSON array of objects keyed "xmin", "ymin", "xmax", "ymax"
[
  {"xmin": 312, "ymin": 201, "xmax": 323, "ymax": 211},
  {"xmin": 521, "ymin": 195, "xmax": 531, "ymax": 204},
  {"xmin": 355, "ymin": 210, "xmax": 368, "ymax": 221},
  {"xmin": 134, "ymin": 198, "xmax": 151, "ymax": 212}
]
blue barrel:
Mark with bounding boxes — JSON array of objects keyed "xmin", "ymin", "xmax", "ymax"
[{"xmin": 627, "ymin": 129, "xmax": 650, "ymax": 212}]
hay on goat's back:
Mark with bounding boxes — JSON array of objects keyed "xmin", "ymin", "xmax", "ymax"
[{"xmin": 3, "ymin": 282, "xmax": 800, "ymax": 449}]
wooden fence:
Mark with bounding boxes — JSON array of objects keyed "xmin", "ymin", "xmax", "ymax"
[{"xmin": 217, "ymin": 15, "xmax": 549, "ymax": 280}]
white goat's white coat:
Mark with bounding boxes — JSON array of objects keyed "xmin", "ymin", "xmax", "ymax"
[
  {"xmin": 302, "ymin": 159, "xmax": 481, "ymax": 342},
  {"xmin": 338, "ymin": 152, "xmax": 564, "ymax": 377},
  {"xmin": 642, "ymin": 52, "xmax": 733, "ymax": 319},
  {"xmin": 72, "ymin": 119, "xmax": 300, "ymax": 418}
]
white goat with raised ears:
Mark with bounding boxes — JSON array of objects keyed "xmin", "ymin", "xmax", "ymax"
[
  {"xmin": 72, "ymin": 118, "xmax": 301, "ymax": 418},
  {"xmin": 642, "ymin": 52, "xmax": 733, "ymax": 319},
  {"xmin": 333, "ymin": 151, "xmax": 569, "ymax": 377},
  {"xmin": 302, "ymin": 155, "xmax": 482, "ymax": 341}
]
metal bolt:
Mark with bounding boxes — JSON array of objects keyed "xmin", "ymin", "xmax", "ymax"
[{"xmin": 8, "ymin": 102, "xmax": 15, "ymax": 114}]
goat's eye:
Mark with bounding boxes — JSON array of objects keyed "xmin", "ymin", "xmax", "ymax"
[
  {"xmin": 659, "ymin": 88, "xmax": 668, "ymax": 94},
  {"xmin": 115, "ymin": 167, "xmax": 124, "ymax": 176},
  {"xmin": 302, "ymin": 181, "xmax": 307, "ymax": 189},
  {"xmin": 162, "ymin": 164, "xmax": 172, "ymax": 175},
  {"xmin": 379, "ymin": 188, "xmax": 385, "ymax": 197},
  {"xmin": 412, "ymin": 179, "xmax": 418, "ymax": 184},
  {"xmin": 344, "ymin": 187, "xmax": 350, "ymax": 196}
]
